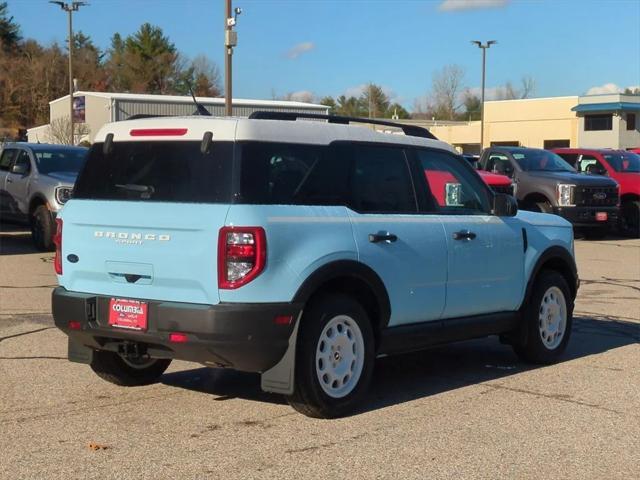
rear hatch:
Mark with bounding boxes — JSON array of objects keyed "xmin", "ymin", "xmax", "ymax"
[{"xmin": 59, "ymin": 138, "xmax": 234, "ymax": 305}]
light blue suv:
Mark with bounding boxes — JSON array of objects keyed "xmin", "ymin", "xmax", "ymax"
[{"xmin": 52, "ymin": 112, "xmax": 579, "ymax": 418}]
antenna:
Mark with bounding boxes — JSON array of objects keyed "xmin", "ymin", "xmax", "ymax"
[{"xmin": 186, "ymin": 82, "xmax": 212, "ymax": 116}]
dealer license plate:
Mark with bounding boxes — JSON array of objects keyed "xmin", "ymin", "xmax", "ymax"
[{"xmin": 108, "ymin": 298, "xmax": 148, "ymax": 331}]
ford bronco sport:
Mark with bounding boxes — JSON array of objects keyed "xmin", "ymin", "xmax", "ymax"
[
  {"xmin": 52, "ymin": 113, "xmax": 579, "ymax": 418},
  {"xmin": 479, "ymin": 146, "xmax": 619, "ymax": 239}
]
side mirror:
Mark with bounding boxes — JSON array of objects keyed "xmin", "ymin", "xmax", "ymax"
[
  {"xmin": 10, "ymin": 163, "xmax": 29, "ymax": 175},
  {"xmin": 492, "ymin": 193, "xmax": 518, "ymax": 217}
]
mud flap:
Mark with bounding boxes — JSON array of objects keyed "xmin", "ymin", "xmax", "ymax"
[
  {"xmin": 260, "ymin": 314, "xmax": 301, "ymax": 395},
  {"xmin": 68, "ymin": 337, "xmax": 93, "ymax": 364}
]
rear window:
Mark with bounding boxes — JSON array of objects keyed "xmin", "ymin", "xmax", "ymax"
[{"xmin": 74, "ymin": 141, "xmax": 233, "ymax": 203}]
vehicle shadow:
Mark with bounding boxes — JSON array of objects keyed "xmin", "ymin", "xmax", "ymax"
[
  {"xmin": 161, "ymin": 314, "xmax": 639, "ymax": 415},
  {"xmin": 0, "ymin": 222, "xmax": 38, "ymax": 255}
]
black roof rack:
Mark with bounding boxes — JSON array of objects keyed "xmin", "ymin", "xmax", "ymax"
[
  {"xmin": 126, "ymin": 114, "xmax": 167, "ymax": 120},
  {"xmin": 248, "ymin": 111, "xmax": 437, "ymax": 140}
]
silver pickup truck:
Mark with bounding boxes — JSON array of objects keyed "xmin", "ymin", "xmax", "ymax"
[{"xmin": 0, "ymin": 143, "xmax": 87, "ymax": 250}]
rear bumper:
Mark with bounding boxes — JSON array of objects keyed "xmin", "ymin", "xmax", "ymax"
[
  {"xmin": 52, "ymin": 287, "xmax": 302, "ymax": 372},
  {"xmin": 552, "ymin": 206, "xmax": 618, "ymax": 228}
]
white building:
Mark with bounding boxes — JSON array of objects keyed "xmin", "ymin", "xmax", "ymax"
[{"xmin": 28, "ymin": 91, "xmax": 330, "ymax": 144}]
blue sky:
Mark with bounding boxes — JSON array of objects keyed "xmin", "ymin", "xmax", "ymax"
[{"xmin": 8, "ymin": 0, "xmax": 640, "ymax": 107}]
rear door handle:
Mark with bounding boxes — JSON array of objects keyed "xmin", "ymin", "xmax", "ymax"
[
  {"xmin": 452, "ymin": 230, "xmax": 476, "ymax": 241},
  {"xmin": 368, "ymin": 233, "xmax": 398, "ymax": 243},
  {"xmin": 6, "ymin": 178, "xmax": 12, "ymax": 183}
]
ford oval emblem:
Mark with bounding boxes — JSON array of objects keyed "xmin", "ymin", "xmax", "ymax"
[{"xmin": 593, "ymin": 192, "xmax": 606, "ymax": 200}]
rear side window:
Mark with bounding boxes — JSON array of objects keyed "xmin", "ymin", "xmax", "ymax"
[
  {"xmin": 351, "ymin": 145, "xmax": 416, "ymax": 213},
  {"xmin": 74, "ymin": 141, "xmax": 233, "ymax": 203},
  {"xmin": 239, "ymin": 142, "xmax": 351, "ymax": 205}
]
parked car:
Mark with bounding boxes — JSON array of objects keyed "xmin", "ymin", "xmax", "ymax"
[
  {"xmin": 0, "ymin": 143, "xmax": 88, "ymax": 250},
  {"xmin": 52, "ymin": 113, "xmax": 578, "ymax": 418},
  {"xmin": 463, "ymin": 154, "xmax": 515, "ymax": 195},
  {"xmin": 478, "ymin": 146, "xmax": 619, "ymax": 239},
  {"xmin": 553, "ymin": 148, "xmax": 640, "ymax": 237}
]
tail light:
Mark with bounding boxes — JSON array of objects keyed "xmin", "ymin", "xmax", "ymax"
[
  {"xmin": 218, "ymin": 226, "xmax": 266, "ymax": 289},
  {"xmin": 53, "ymin": 218, "xmax": 63, "ymax": 275}
]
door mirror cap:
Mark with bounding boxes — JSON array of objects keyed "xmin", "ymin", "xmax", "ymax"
[
  {"xmin": 10, "ymin": 163, "xmax": 29, "ymax": 175},
  {"xmin": 492, "ymin": 193, "xmax": 518, "ymax": 217}
]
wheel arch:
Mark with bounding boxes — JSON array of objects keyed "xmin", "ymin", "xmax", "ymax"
[
  {"xmin": 525, "ymin": 246, "xmax": 578, "ymax": 303},
  {"xmin": 620, "ymin": 192, "xmax": 639, "ymax": 204},
  {"xmin": 293, "ymin": 260, "xmax": 391, "ymax": 345},
  {"xmin": 522, "ymin": 192, "xmax": 554, "ymax": 208},
  {"xmin": 28, "ymin": 194, "xmax": 49, "ymax": 216}
]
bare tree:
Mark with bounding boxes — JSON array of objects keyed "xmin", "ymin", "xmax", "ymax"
[
  {"xmin": 190, "ymin": 54, "xmax": 222, "ymax": 97},
  {"xmin": 520, "ymin": 75, "xmax": 535, "ymax": 98},
  {"xmin": 495, "ymin": 77, "xmax": 536, "ymax": 100},
  {"xmin": 49, "ymin": 117, "xmax": 90, "ymax": 145},
  {"xmin": 495, "ymin": 81, "xmax": 518, "ymax": 100},
  {"xmin": 432, "ymin": 65, "xmax": 465, "ymax": 120}
]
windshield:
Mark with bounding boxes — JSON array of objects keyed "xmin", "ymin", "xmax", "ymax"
[
  {"xmin": 34, "ymin": 148, "xmax": 87, "ymax": 174},
  {"xmin": 511, "ymin": 150, "xmax": 575, "ymax": 172},
  {"xmin": 603, "ymin": 152, "xmax": 640, "ymax": 173}
]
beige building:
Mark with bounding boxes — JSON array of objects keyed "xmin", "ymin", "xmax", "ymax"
[{"xmin": 425, "ymin": 94, "xmax": 640, "ymax": 154}]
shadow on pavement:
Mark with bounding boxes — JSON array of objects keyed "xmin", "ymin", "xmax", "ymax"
[
  {"xmin": 0, "ymin": 222, "xmax": 38, "ymax": 255},
  {"xmin": 160, "ymin": 315, "xmax": 638, "ymax": 415}
]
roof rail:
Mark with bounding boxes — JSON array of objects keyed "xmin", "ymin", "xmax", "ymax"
[
  {"xmin": 248, "ymin": 111, "xmax": 437, "ymax": 140},
  {"xmin": 126, "ymin": 114, "xmax": 167, "ymax": 120}
]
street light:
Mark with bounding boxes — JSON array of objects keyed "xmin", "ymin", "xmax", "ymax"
[
  {"xmin": 471, "ymin": 40, "xmax": 496, "ymax": 151},
  {"xmin": 50, "ymin": 1, "xmax": 88, "ymax": 145},
  {"xmin": 224, "ymin": 1, "xmax": 242, "ymax": 116}
]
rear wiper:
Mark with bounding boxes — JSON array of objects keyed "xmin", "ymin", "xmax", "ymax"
[{"xmin": 115, "ymin": 184, "xmax": 155, "ymax": 198}]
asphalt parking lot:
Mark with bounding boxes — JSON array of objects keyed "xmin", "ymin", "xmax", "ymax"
[{"xmin": 0, "ymin": 223, "xmax": 638, "ymax": 480}]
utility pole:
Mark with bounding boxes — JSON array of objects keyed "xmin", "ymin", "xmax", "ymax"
[
  {"xmin": 471, "ymin": 40, "xmax": 496, "ymax": 151},
  {"xmin": 224, "ymin": 1, "xmax": 241, "ymax": 116},
  {"xmin": 50, "ymin": 2, "xmax": 87, "ymax": 145}
]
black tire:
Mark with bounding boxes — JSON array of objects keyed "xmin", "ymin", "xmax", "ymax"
[
  {"xmin": 286, "ymin": 294, "xmax": 375, "ymax": 419},
  {"xmin": 31, "ymin": 205, "xmax": 55, "ymax": 251},
  {"xmin": 513, "ymin": 269, "xmax": 573, "ymax": 364},
  {"xmin": 620, "ymin": 200, "xmax": 640, "ymax": 238},
  {"xmin": 90, "ymin": 350, "xmax": 171, "ymax": 386},
  {"xmin": 583, "ymin": 228, "xmax": 607, "ymax": 240}
]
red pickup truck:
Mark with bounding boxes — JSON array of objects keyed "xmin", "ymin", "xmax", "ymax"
[{"xmin": 553, "ymin": 148, "xmax": 640, "ymax": 236}]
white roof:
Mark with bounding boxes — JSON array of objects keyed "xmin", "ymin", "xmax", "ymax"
[
  {"xmin": 93, "ymin": 116, "xmax": 455, "ymax": 153},
  {"xmin": 50, "ymin": 91, "xmax": 327, "ymax": 110}
]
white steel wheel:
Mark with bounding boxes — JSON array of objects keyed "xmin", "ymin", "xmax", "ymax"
[
  {"xmin": 315, "ymin": 315, "xmax": 365, "ymax": 399},
  {"xmin": 538, "ymin": 286, "xmax": 567, "ymax": 350}
]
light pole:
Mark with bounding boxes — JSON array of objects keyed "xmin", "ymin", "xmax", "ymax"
[
  {"xmin": 471, "ymin": 40, "xmax": 496, "ymax": 151},
  {"xmin": 224, "ymin": 1, "xmax": 242, "ymax": 116},
  {"xmin": 50, "ymin": 1, "xmax": 87, "ymax": 145}
]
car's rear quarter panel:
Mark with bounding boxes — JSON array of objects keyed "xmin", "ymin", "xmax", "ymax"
[{"xmin": 220, "ymin": 205, "xmax": 357, "ymax": 303}]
